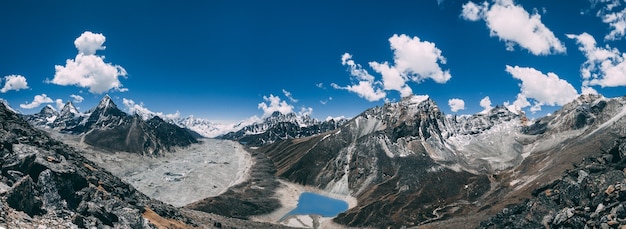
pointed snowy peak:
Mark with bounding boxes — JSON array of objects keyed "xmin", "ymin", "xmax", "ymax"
[
  {"xmin": 60, "ymin": 101, "xmax": 80, "ymax": 115},
  {"xmin": 96, "ymin": 94, "xmax": 117, "ymax": 111},
  {"xmin": 0, "ymin": 99, "xmax": 17, "ymax": 114},
  {"xmin": 40, "ymin": 105, "xmax": 59, "ymax": 116}
]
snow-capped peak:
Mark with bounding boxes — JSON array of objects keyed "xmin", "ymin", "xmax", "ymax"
[
  {"xmin": 0, "ymin": 99, "xmax": 17, "ymax": 114},
  {"xmin": 404, "ymin": 94, "xmax": 430, "ymax": 105},
  {"xmin": 41, "ymin": 105, "xmax": 58, "ymax": 114},
  {"xmin": 60, "ymin": 101, "xmax": 80, "ymax": 115},
  {"xmin": 96, "ymin": 94, "xmax": 116, "ymax": 110}
]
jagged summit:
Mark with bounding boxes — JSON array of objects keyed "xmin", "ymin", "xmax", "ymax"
[
  {"xmin": 218, "ymin": 111, "xmax": 347, "ymax": 146},
  {"xmin": 95, "ymin": 94, "xmax": 115, "ymax": 110},
  {"xmin": 59, "ymin": 101, "xmax": 79, "ymax": 115},
  {"xmin": 41, "ymin": 105, "xmax": 58, "ymax": 115}
]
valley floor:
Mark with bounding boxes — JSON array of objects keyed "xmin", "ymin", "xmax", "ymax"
[{"xmin": 48, "ymin": 132, "xmax": 253, "ymax": 207}]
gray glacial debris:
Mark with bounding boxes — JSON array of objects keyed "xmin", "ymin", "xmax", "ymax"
[{"xmin": 75, "ymin": 138, "xmax": 253, "ymax": 207}]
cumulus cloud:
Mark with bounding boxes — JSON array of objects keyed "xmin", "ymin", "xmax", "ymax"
[
  {"xmin": 505, "ymin": 65, "xmax": 579, "ymax": 112},
  {"xmin": 461, "ymin": 0, "xmax": 566, "ymax": 55},
  {"xmin": 335, "ymin": 34, "xmax": 451, "ymax": 101},
  {"xmin": 448, "ymin": 98, "xmax": 466, "ymax": 112},
  {"xmin": 20, "ymin": 94, "xmax": 54, "ymax": 109},
  {"xmin": 50, "ymin": 31, "xmax": 127, "ymax": 94},
  {"xmin": 70, "ymin": 94, "xmax": 84, "ymax": 103},
  {"xmin": 282, "ymin": 89, "xmax": 298, "ymax": 103},
  {"xmin": 567, "ymin": 32, "xmax": 626, "ymax": 88},
  {"xmin": 258, "ymin": 94, "xmax": 295, "ymax": 117},
  {"xmin": 479, "ymin": 96, "xmax": 493, "ymax": 113},
  {"xmin": 74, "ymin": 31, "xmax": 106, "ymax": 55},
  {"xmin": 1, "ymin": 75, "xmax": 29, "ymax": 93},
  {"xmin": 122, "ymin": 98, "xmax": 180, "ymax": 120}
]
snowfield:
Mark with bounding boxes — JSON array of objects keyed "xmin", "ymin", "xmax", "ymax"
[{"xmin": 55, "ymin": 135, "xmax": 253, "ymax": 207}]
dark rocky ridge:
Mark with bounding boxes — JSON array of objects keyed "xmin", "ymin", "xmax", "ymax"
[
  {"xmin": 22, "ymin": 96, "xmax": 198, "ymax": 156},
  {"xmin": 479, "ymin": 139, "xmax": 626, "ymax": 228}
]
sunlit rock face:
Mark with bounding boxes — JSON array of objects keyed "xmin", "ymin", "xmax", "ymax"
[{"xmin": 255, "ymin": 94, "xmax": 626, "ymax": 228}]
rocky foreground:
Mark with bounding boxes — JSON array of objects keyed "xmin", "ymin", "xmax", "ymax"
[{"xmin": 479, "ymin": 139, "xmax": 626, "ymax": 228}]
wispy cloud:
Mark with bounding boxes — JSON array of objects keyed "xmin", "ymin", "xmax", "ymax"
[
  {"xmin": 20, "ymin": 94, "xmax": 62, "ymax": 110},
  {"xmin": 70, "ymin": 94, "xmax": 84, "ymax": 103},
  {"xmin": 122, "ymin": 98, "xmax": 180, "ymax": 120},
  {"xmin": 282, "ymin": 89, "xmax": 299, "ymax": 103}
]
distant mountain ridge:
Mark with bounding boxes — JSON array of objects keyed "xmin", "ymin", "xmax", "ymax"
[
  {"xmin": 22, "ymin": 95, "xmax": 198, "ymax": 156},
  {"xmin": 217, "ymin": 111, "xmax": 348, "ymax": 146}
]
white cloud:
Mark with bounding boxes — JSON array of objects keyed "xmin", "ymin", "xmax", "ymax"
[
  {"xmin": 331, "ymin": 81, "xmax": 387, "ymax": 102},
  {"xmin": 282, "ymin": 89, "xmax": 298, "ymax": 103},
  {"xmin": 55, "ymin": 99, "xmax": 64, "ymax": 110},
  {"xmin": 369, "ymin": 61, "xmax": 413, "ymax": 97},
  {"xmin": 1, "ymin": 75, "xmax": 29, "ymax": 93},
  {"xmin": 334, "ymin": 54, "xmax": 387, "ymax": 101},
  {"xmin": 298, "ymin": 107, "xmax": 313, "ymax": 116},
  {"xmin": 316, "ymin": 83, "xmax": 325, "ymax": 89},
  {"xmin": 341, "ymin": 53, "xmax": 375, "ymax": 82},
  {"xmin": 257, "ymin": 94, "xmax": 295, "ymax": 117},
  {"xmin": 70, "ymin": 94, "xmax": 84, "ymax": 103},
  {"xmin": 567, "ymin": 32, "xmax": 626, "ymax": 88},
  {"xmin": 592, "ymin": 0, "xmax": 626, "ymax": 40},
  {"xmin": 479, "ymin": 96, "xmax": 493, "ymax": 113},
  {"xmin": 335, "ymin": 35, "xmax": 451, "ymax": 101},
  {"xmin": 448, "ymin": 98, "xmax": 466, "ymax": 112},
  {"xmin": 385, "ymin": 34, "xmax": 451, "ymax": 84},
  {"xmin": 74, "ymin": 31, "xmax": 106, "ymax": 55},
  {"xmin": 122, "ymin": 98, "xmax": 180, "ymax": 120},
  {"xmin": 602, "ymin": 8, "xmax": 626, "ymax": 40},
  {"xmin": 505, "ymin": 65, "xmax": 579, "ymax": 112},
  {"xmin": 461, "ymin": 0, "xmax": 566, "ymax": 55},
  {"xmin": 50, "ymin": 31, "xmax": 127, "ymax": 94},
  {"xmin": 461, "ymin": 1, "xmax": 487, "ymax": 21},
  {"xmin": 20, "ymin": 94, "xmax": 54, "ymax": 109}
]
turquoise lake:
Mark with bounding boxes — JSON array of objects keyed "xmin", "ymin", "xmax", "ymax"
[{"xmin": 284, "ymin": 192, "xmax": 349, "ymax": 218}]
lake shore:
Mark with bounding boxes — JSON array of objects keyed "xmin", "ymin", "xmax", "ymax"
[{"xmin": 251, "ymin": 179, "xmax": 358, "ymax": 228}]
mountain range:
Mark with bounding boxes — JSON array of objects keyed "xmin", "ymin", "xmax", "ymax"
[
  {"xmin": 193, "ymin": 94, "xmax": 626, "ymax": 228},
  {"xmin": 22, "ymin": 95, "xmax": 198, "ymax": 156},
  {"xmin": 4, "ymin": 93, "xmax": 626, "ymax": 228},
  {"xmin": 23, "ymin": 95, "xmax": 349, "ymax": 154}
]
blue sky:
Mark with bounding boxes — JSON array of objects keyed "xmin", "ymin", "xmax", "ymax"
[{"xmin": 1, "ymin": 0, "xmax": 625, "ymax": 122}]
